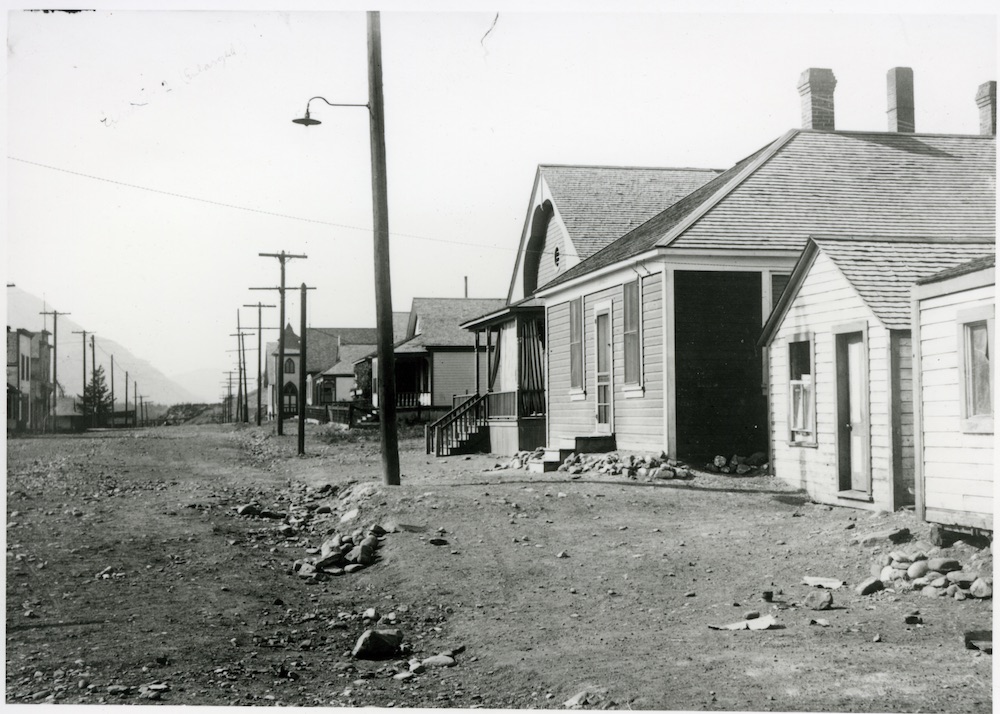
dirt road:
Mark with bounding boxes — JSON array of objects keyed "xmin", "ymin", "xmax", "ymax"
[{"xmin": 5, "ymin": 424, "xmax": 992, "ymax": 710}]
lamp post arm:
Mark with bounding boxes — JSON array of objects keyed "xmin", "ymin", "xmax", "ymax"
[{"xmin": 307, "ymin": 96, "xmax": 370, "ymax": 112}]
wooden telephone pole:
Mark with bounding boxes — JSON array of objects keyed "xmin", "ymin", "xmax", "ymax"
[
  {"xmin": 297, "ymin": 283, "xmax": 316, "ymax": 456},
  {"xmin": 256, "ymin": 251, "xmax": 307, "ymax": 434},
  {"xmin": 243, "ymin": 302, "xmax": 276, "ymax": 426},
  {"xmin": 39, "ymin": 308, "xmax": 69, "ymax": 432},
  {"xmin": 367, "ymin": 12, "xmax": 400, "ymax": 485},
  {"xmin": 71, "ymin": 329, "xmax": 91, "ymax": 424}
]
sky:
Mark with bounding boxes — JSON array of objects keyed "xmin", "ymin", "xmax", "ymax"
[{"xmin": 3, "ymin": 1, "xmax": 997, "ymax": 398}]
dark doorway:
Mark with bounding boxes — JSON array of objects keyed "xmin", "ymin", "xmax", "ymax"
[{"xmin": 674, "ymin": 270, "xmax": 766, "ymax": 460}]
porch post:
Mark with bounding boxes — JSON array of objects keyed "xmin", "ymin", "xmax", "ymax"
[
  {"xmin": 486, "ymin": 327, "xmax": 493, "ymax": 392},
  {"xmin": 475, "ymin": 330, "xmax": 481, "ymax": 396}
]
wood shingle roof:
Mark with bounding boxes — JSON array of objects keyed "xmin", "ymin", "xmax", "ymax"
[
  {"xmin": 815, "ymin": 237, "xmax": 995, "ymax": 329},
  {"xmin": 538, "ymin": 165, "xmax": 722, "ymax": 259},
  {"xmin": 540, "ymin": 129, "xmax": 996, "ymax": 293}
]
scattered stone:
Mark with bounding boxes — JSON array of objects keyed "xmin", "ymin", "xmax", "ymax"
[
  {"xmin": 709, "ymin": 614, "xmax": 779, "ymax": 631},
  {"xmin": 352, "ymin": 628, "xmax": 403, "ymax": 660},
  {"xmin": 421, "ymin": 654, "xmax": 456, "ymax": 668},
  {"xmin": 852, "ymin": 528, "xmax": 910, "ymax": 547},
  {"xmin": 855, "ymin": 577, "xmax": 884, "ymax": 596},
  {"xmin": 344, "ymin": 564, "xmax": 365, "ymax": 574},
  {"xmin": 744, "ymin": 611, "xmax": 760, "ymax": 620},
  {"xmin": 963, "ymin": 630, "xmax": 992, "ymax": 653},
  {"xmin": 803, "ymin": 590, "xmax": 834, "ymax": 611},
  {"xmin": 429, "ymin": 538, "xmax": 448, "ymax": 546},
  {"xmin": 922, "ymin": 586, "xmax": 944, "ymax": 598},
  {"xmin": 809, "ymin": 618, "xmax": 830, "ymax": 627},
  {"xmin": 393, "ymin": 671, "xmax": 414, "ymax": 681},
  {"xmin": 969, "ymin": 578, "xmax": 993, "ymax": 599},
  {"xmin": 904, "ymin": 612, "xmax": 923, "ymax": 625},
  {"xmin": 556, "ymin": 551, "xmax": 569, "ymax": 559},
  {"xmin": 907, "ymin": 561, "xmax": 930, "ymax": 580},
  {"xmin": 340, "ymin": 508, "xmax": 360, "ymax": 523},
  {"xmin": 802, "ymin": 576, "xmax": 844, "ymax": 589},
  {"xmin": 236, "ymin": 504, "xmax": 260, "ymax": 517}
]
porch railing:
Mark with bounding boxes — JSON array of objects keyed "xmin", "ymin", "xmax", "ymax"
[
  {"xmin": 397, "ymin": 392, "xmax": 432, "ymax": 408},
  {"xmin": 487, "ymin": 389, "xmax": 545, "ymax": 418},
  {"xmin": 452, "ymin": 393, "xmax": 476, "ymax": 410},
  {"xmin": 425, "ymin": 393, "xmax": 489, "ymax": 456}
]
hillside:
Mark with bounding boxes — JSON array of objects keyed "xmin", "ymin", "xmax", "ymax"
[{"xmin": 6, "ymin": 287, "xmax": 200, "ymax": 406}]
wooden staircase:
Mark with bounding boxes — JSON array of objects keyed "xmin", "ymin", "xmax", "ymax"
[{"xmin": 425, "ymin": 394, "xmax": 489, "ymax": 457}]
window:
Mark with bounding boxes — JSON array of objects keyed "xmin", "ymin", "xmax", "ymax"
[
  {"xmin": 553, "ymin": 247, "xmax": 560, "ymax": 267},
  {"xmin": 569, "ymin": 298, "xmax": 583, "ymax": 390},
  {"xmin": 284, "ymin": 358, "xmax": 295, "ymax": 374},
  {"xmin": 958, "ymin": 306, "xmax": 994, "ymax": 433},
  {"xmin": 623, "ymin": 280, "xmax": 641, "ymax": 385},
  {"xmin": 788, "ymin": 338, "xmax": 815, "ymax": 444}
]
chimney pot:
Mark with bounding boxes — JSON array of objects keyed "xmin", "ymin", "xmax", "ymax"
[
  {"xmin": 887, "ymin": 67, "xmax": 915, "ymax": 133},
  {"xmin": 976, "ymin": 81, "xmax": 997, "ymax": 136},
  {"xmin": 798, "ymin": 68, "xmax": 837, "ymax": 131}
]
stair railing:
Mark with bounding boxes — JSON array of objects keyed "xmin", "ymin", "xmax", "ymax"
[{"xmin": 425, "ymin": 393, "xmax": 489, "ymax": 456}]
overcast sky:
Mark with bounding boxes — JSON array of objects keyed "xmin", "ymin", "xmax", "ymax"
[{"xmin": 3, "ymin": 1, "xmax": 996, "ymax": 387}]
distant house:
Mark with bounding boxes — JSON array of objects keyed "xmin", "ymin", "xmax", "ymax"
[
  {"xmin": 759, "ymin": 238, "xmax": 994, "ymax": 512},
  {"xmin": 370, "ymin": 297, "xmax": 506, "ymax": 415},
  {"xmin": 913, "ymin": 255, "xmax": 995, "ymax": 533},
  {"xmin": 6, "ymin": 326, "xmax": 51, "ymax": 432},
  {"xmin": 264, "ymin": 325, "xmax": 377, "ymax": 419},
  {"xmin": 455, "ymin": 67, "xmax": 995, "ymax": 465}
]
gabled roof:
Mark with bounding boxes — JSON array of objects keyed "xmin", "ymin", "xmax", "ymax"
[
  {"xmin": 401, "ymin": 297, "xmax": 507, "ymax": 349},
  {"xmin": 759, "ymin": 236, "xmax": 996, "ymax": 345},
  {"xmin": 916, "ymin": 254, "xmax": 996, "ymax": 286},
  {"xmin": 538, "ymin": 165, "xmax": 722, "ymax": 260},
  {"xmin": 322, "ymin": 344, "xmax": 377, "ymax": 377},
  {"xmin": 310, "ymin": 327, "xmax": 378, "ymax": 345},
  {"xmin": 540, "ymin": 130, "xmax": 996, "ymax": 293}
]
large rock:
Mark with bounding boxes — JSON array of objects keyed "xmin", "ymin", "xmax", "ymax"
[
  {"xmin": 855, "ymin": 577, "xmax": 884, "ymax": 596},
  {"xmin": 969, "ymin": 578, "xmax": 993, "ymax": 599},
  {"xmin": 351, "ymin": 628, "xmax": 403, "ymax": 659},
  {"xmin": 804, "ymin": 590, "xmax": 834, "ymax": 610},
  {"xmin": 852, "ymin": 528, "xmax": 911, "ymax": 547},
  {"xmin": 907, "ymin": 561, "xmax": 930, "ymax": 580},
  {"xmin": 421, "ymin": 654, "xmax": 456, "ymax": 668},
  {"xmin": 927, "ymin": 558, "xmax": 961, "ymax": 573}
]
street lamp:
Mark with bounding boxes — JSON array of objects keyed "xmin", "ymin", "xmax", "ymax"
[{"xmin": 292, "ymin": 10, "xmax": 400, "ymax": 487}]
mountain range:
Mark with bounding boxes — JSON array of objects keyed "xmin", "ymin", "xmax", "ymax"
[{"xmin": 7, "ymin": 287, "xmax": 201, "ymax": 406}]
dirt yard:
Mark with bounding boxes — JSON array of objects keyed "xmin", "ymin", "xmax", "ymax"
[{"xmin": 5, "ymin": 424, "xmax": 993, "ymax": 710}]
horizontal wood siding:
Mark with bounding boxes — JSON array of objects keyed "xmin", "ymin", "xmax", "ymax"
[
  {"xmin": 548, "ymin": 300, "xmax": 595, "ymax": 444},
  {"xmin": 768, "ymin": 252, "xmax": 894, "ymax": 509},
  {"xmin": 917, "ymin": 284, "xmax": 994, "ymax": 525},
  {"xmin": 614, "ymin": 272, "xmax": 666, "ymax": 451},
  {"xmin": 674, "ymin": 270, "xmax": 765, "ymax": 458}
]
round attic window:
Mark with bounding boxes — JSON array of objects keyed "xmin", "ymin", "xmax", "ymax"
[{"xmin": 553, "ymin": 247, "xmax": 560, "ymax": 267}]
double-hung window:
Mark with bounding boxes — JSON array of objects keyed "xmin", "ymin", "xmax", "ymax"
[
  {"xmin": 569, "ymin": 298, "xmax": 584, "ymax": 392},
  {"xmin": 958, "ymin": 306, "xmax": 994, "ymax": 433},
  {"xmin": 788, "ymin": 337, "xmax": 815, "ymax": 445},
  {"xmin": 623, "ymin": 280, "xmax": 641, "ymax": 386}
]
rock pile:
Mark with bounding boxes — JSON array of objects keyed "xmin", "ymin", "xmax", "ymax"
[
  {"xmin": 703, "ymin": 452, "xmax": 768, "ymax": 476},
  {"xmin": 557, "ymin": 451, "xmax": 693, "ymax": 480},
  {"xmin": 292, "ymin": 523, "xmax": 390, "ymax": 581},
  {"xmin": 855, "ymin": 539, "xmax": 993, "ymax": 602}
]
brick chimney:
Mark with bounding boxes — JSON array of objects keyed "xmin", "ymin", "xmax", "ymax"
[
  {"xmin": 798, "ymin": 68, "xmax": 837, "ymax": 130},
  {"xmin": 976, "ymin": 81, "xmax": 996, "ymax": 136},
  {"xmin": 886, "ymin": 67, "xmax": 915, "ymax": 133}
]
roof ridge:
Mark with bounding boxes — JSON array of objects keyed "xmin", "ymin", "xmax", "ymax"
[
  {"xmin": 797, "ymin": 128, "xmax": 996, "ymax": 140},
  {"xmin": 539, "ymin": 163, "xmax": 723, "ymax": 172}
]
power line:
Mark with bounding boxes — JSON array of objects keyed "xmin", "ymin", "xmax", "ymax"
[{"xmin": 8, "ymin": 155, "xmax": 537, "ymax": 256}]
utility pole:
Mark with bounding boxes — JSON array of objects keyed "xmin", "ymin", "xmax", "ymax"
[
  {"xmin": 90, "ymin": 335, "xmax": 98, "ymax": 428},
  {"xmin": 110, "ymin": 354, "xmax": 115, "ymax": 428},
  {"xmin": 243, "ymin": 302, "xmax": 276, "ymax": 426},
  {"xmin": 124, "ymin": 371, "xmax": 129, "ymax": 428},
  {"xmin": 297, "ymin": 284, "xmax": 316, "ymax": 456},
  {"xmin": 71, "ymin": 329, "xmax": 91, "ymax": 423},
  {"xmin": 257, "ymin": 251, "xmax": 307, "ymax": 435},
  {"xmin": 138, "ymin": 395, "xmax": 145, "ymax": 428},
  {"xmin": 134, "ymin": 380, "xmax": 138, "ymax": 428},
  {"xmin": 39, "ymin": 308, "xmax": 69, "ymax": 432},
  {"xmin": 368, "ymin": 11, "xmax": 401, "ymax": 485}
]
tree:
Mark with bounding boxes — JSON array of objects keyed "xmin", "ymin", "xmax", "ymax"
[
  {"xmin": 76, "ymin": 365, "xmax": 114, "ymax": 423},
  {"xmin": 354, "ymin": 360, "xmax": 372, "ymax": 402}
]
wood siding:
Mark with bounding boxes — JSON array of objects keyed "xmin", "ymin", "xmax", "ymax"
[
  {"xmin": 536, "ymin": 218, "xmax": 567, "ymax": 290},
  {"xmin": 916, "ymin": 283, "xmax": 994, "ymax": 527},
  {"xmin": 674, "ymin": 271, "xmax": 765, "ymax": 458},
  {"xmin": 547, "ymin": 275, "xmax": 665, "ymax": 451},
  {"xmin": 768, "ymin": 252, "xmax": 898, "ymax": 510}
]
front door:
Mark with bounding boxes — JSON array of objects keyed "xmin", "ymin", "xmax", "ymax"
[
  {"xmin": 836, "ymin": 331, "xmax": 869, "ymax": 494},
  {"xmin": 595, "ymin": 308, "xmax": 613, "ymax": 434}
]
